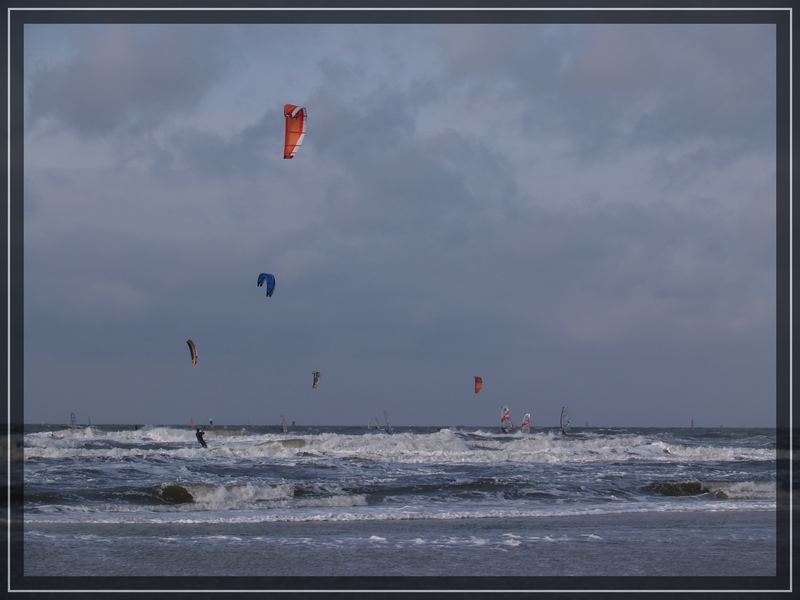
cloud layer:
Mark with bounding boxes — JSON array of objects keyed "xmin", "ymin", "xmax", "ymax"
[{"xmin": 23, "ymin": 23, "xmax": 776, "ymax": 426}]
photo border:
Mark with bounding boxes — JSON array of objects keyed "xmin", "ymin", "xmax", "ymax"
[{"xmin": 4, "ymin": 0, "xmax": 794, "ymax": 594}]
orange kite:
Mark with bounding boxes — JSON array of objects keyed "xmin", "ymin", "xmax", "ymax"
[{"xmin": 283, "ymin": 104, "xmax": 307, "ymax": 159}]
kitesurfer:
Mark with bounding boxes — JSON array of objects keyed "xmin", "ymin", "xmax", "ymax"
[{"xmin": 195, "ymin": 428, "xmax": 207, "ymax": 448}]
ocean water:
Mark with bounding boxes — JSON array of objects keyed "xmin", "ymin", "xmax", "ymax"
[{"xmin": 22, "ymin": 425, "xmax": 777, "ymax": 579}]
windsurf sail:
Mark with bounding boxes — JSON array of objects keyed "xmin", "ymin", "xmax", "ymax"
[
  {"xmin": 312, "ymin": 371, "xmax": 320, "ymax": 389},
  {"xmin": 383, "ymin": 410, "xmax": 393, "ymax": 433},
  {"xmin": 257, "ymin": 273, "xmax": 276, "ymax": 297},
  {"xmin": 560, "ymin": 406, "xmax": 570, "ymax": 436},
  {"xmin": 521, "ymin": 413, "xmax": 531, "ymax": 433},
  {"xmin": 280, "ymin": 415, "xmax": 288, "ymax": 433},
  {"xmin": 500, "ymin": 406, "xmax": 514, "ymax": 432},
  {"xmin": 69, "ymin": 412, "xmax": 77, "ymax": 429},
  {"xmin": 186, "ymin": 339, "xmax": 198, "ymax": 365},
  {"xmin": 188, "ymin": 417, "xmax": 196, "ymax": 429},
  {"xmin": 474, "ymin": 376, "xmax": 483, "ymax": 394},
  {"xmin": 283, "ymin": 104, "xmax": 307, "ymax": 159}
]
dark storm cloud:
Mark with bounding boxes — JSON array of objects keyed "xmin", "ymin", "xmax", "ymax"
[{"xmin": 27, "ymin": 25, "xmax": 238, "ymax": 136}]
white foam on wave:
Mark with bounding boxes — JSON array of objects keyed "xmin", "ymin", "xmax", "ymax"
[
  {"xmin": 470, "ymin": 536, "xmax": 489, "ymax": 546},
  {"xmin": 23, "ymin": 427, "xmax": 776, "ymax": 465},
  {"xmin": 162, "ymin": 482, "xmax": 367, "ymax": 511},
  {"xmin": 291, "ymin": 495, "xmax": 368, "ymax": 509},
  {"xmin": 24, "ymin": 497, "xmax": 775, "ymax": 525},
  {"xmin": 704, "ymin": 481, "xmax": 775, "ymax": 499},
  {"xmin": 184, "ymin": 483, "xmax": 295, "ymax": 509}
]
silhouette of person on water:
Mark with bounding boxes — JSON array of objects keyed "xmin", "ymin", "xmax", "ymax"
[{"xmin": 195, "ymin": 428, "xmax": 207, "ymax": 448}]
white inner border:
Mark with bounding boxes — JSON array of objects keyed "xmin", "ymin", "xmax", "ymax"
[{"xmin": 6, "ymin": 4, "xmax": 793, "ymax": 594}]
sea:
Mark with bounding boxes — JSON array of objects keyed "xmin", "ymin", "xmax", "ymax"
[{"xmin": 20, "ymin": 425, "xmax": 777, "ymax": 581}]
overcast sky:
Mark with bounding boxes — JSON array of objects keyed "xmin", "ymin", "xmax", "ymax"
[{"xmin": 23, "ymin": 22, "xmax": 776, "ymax": 427}]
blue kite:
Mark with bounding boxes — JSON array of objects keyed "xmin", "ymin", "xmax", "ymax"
[{"xmin": 257, "ymin": 273, "xmax": 276, "ymax": 297}]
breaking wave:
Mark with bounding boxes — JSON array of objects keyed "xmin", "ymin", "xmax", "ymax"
[
  {"xmin": 23, "ymin": 427, "xmax": 775, "ymax": 465},
  {"xmin": 645, "ymin": 480, "xmax": 775, "ymax": 500}
]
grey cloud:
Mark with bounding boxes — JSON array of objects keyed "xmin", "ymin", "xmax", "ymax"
[
  {"xmin": 23, "ymin": 23, "xmax": 776, "ymax": 426},
  {"xmin": 438, "ymin": 24, "xmax": 775, "ymax": 163},
  {"xmin": 27, "ymin": 25, "xmax": 239, "ymax": 136},
  {"xmin": 168, "ymin": 109, "xmax": 283, "ymax": 179}
]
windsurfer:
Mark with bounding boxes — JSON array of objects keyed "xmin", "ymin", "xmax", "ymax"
[
  {"xmin": 500, "ymin": 406, "xmax": 514, "ymax": 433},
  {"xmin": 521, "ymin": 413, "xmax": 532, "ymax": 433},
  {"xmin": 560, "ymin": 407, "xmax": 570, "ymax": 436}
]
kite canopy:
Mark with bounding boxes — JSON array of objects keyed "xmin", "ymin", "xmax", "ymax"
[
  {"xmin": 312, "ymin": 371, "xmax": 320, "ymax": 389},
  {"xmin": 186, "ymin": 339, "xmax": 198, "ymax": 366},
  {"xmin": 257, "ymin": 273, "xmax": 276, "ymax": 297},
  {"xmin": 474, "ymin": 376, "xmax": 483, "ymax": 394},
  {"xmin": 283, "ymin": 104, "xmax": 307, "ymax": 159}
]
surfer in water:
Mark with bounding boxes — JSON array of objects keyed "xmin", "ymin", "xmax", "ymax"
[
  {"xmin": 195, "ymin": 428, "xmax": 207, "ymax": 448},
  {"xmin": 500, "ymin": 406, "xmax": 514, "ymax": 433}
]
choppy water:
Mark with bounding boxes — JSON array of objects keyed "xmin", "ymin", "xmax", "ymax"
[{"xmin": 22, "ymin": 425, "xmax": 777, "ymax": 577}]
